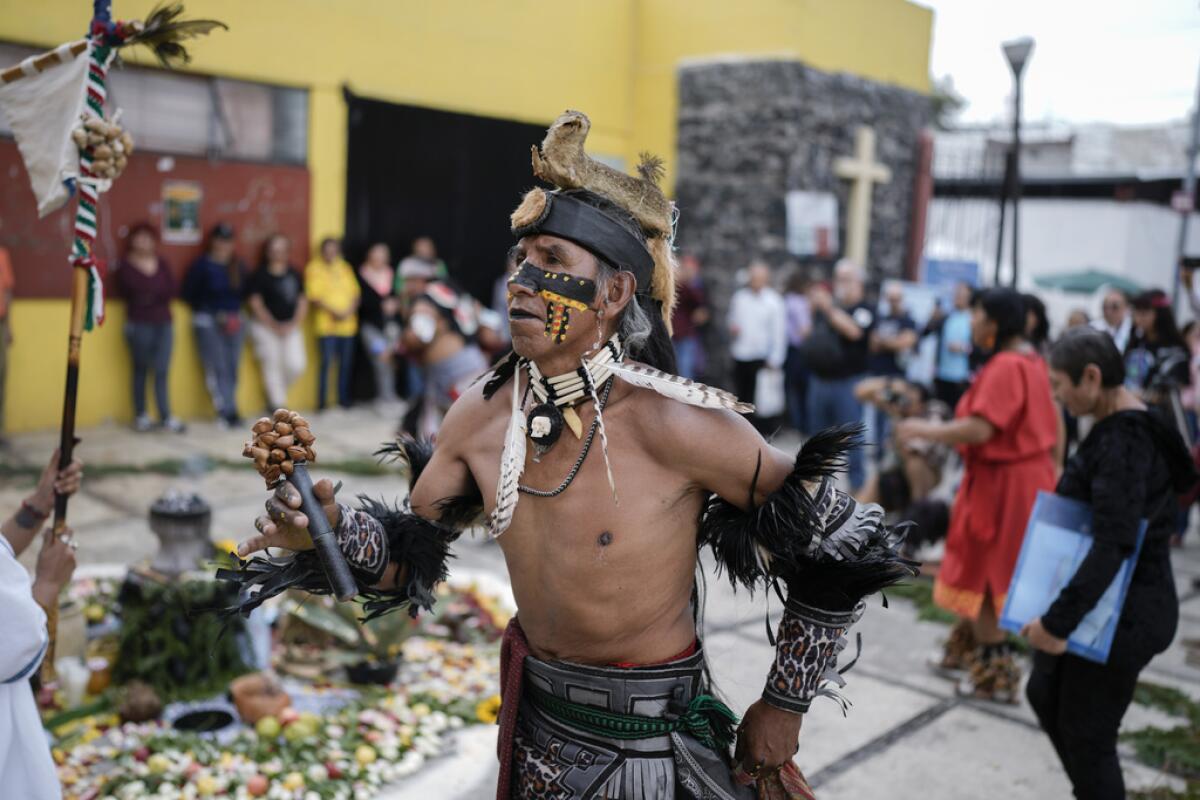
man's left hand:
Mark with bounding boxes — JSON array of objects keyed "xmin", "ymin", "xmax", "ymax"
[
  {"xmin": 32, "ymin": 449, "xmax": 83, "ymax": 511},
  {"xmin": 1020, "ymin": 617, "xmax": 1068, "ymax": 655},
  {"xmin": 735, "ymin": 699, "xmax": 802, "ymax": 779}
]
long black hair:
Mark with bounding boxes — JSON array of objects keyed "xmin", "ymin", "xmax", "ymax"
[
  {"xmin": 1132, "ymin": 290, "xmax": 1185, "ymax": 349},
  {"xmin": 975, "ymin": 287, "xmax": 1027, "ymax": 350},
  {"xmin": 1021, "ymin": 292, "xmax": 1050, "ymax": 351}
]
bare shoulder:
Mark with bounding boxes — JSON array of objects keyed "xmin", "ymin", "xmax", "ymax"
[{"xmin": 436, "ymin": 370, "xmax": 510, "ymax": 454}]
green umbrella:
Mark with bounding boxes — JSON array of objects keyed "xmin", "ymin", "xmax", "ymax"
[{"xmin": 1033, "ymin": 269, "xmax": 1142, "ymax": 295}]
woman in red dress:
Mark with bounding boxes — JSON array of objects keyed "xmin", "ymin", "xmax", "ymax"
[{"xmin": 897, "ymin": 287, "xmax": 1058, "ymax": 701}]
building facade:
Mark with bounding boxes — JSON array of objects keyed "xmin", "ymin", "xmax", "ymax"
[{"xmin": 0, "ymin": 0, "xmax": 931, "ymax": 430}]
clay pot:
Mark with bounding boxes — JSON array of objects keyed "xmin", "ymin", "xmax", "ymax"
[{"xmin": 230, "ymin": 673, "xmax": 291, "ymax": 724}]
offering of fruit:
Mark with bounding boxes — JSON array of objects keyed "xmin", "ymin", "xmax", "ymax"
[{"xmin": 254, "ymin": 715, "xmax": 281, "ymax": 739}]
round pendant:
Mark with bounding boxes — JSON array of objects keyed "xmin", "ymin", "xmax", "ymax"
[{"xmin": 527, "ymin": 402, "xmax": 565, "ymax": 459}]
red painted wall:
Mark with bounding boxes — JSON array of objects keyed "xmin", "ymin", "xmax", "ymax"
[{"xmin": 0, "ymin": 140, "xmax": 310, "ymax": 298}]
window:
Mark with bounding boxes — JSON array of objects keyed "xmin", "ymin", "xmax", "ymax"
[{"xmin": 0, "ymin": 41, "xmax": 307, "ymax": 165}]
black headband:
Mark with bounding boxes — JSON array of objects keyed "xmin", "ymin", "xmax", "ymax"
[{"xmin": 512, "ymin": 192, "xmax": 654, "ymax": 292}]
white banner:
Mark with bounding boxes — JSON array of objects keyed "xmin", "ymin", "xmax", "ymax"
[{"xmin": 0, "ymin": 44, "xmax": 90, "ymax": 217}]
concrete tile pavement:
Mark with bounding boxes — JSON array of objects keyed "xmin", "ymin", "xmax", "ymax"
[{"xmin": 3, "ymin": 409, "xmax": 1199, "ymax": 798}]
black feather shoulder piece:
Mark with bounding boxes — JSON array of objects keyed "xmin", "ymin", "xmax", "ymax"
[
  {"xmin": 375, "ymin": 436, "xmax": 485, "ymax": 531},
  {"xmin": 699, "ymin": 424, "xmax": 917, "ymax": 609}
]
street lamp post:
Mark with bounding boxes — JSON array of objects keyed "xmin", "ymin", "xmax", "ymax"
[{"xmin": 1002, "ymin": 37, "xmax": 1034, "ymax": 288}]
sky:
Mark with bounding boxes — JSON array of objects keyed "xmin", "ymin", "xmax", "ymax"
[{"xmin": 915, "ymin": 0, "xmax": 1200, "ymax": 126}]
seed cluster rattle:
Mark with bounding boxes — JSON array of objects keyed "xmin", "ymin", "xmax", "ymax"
[
  {"xmin": 241, "ymin": 408, "xmax": 356, "ymax": 600},
  {"xmin": 242, "ymin": 408, "xmax": 317, "ymax": 487}
]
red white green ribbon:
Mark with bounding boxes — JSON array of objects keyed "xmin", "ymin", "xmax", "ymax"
[{"xmin": 70, "ymin": 39, "xmax": 116, "ymax": 331}]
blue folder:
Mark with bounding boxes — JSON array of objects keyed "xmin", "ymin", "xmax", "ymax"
[{"xmin": 999, "ymin": 490, "xmax": 1147, "ymax": 664}]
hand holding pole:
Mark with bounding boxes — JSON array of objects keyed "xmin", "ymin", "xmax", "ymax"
[{"xmin": 243, "ymin": 409, "xmax": 357, "ymax": 601}]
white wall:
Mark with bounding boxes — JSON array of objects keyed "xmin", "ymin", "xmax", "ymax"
[{"xmin": 927, "ymin": 197, "xmax": 1200, "ymax": 290}]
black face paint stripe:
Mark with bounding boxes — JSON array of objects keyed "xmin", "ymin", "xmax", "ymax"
[{"xmin": 508, "ymin": 261, "xmax": 596, "ymax": 308}]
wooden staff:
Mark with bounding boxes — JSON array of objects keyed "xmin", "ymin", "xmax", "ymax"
[
  {"xmin": 0, "ymin": 40, "xmax": 88, "ymax": 85},
  {"xmin": 54, "ymin": 266, "xmax": 90, "ymax": 527}
]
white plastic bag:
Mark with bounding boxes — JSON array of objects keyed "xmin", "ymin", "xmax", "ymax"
[{"xmin": 755, "ymin": 367, "xmax": 785, "ymax": 417}]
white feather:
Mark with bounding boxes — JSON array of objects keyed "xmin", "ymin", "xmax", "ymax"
[
  {"xmin": 586, "ymin": 378, "xmax": 619, "ymax": 505},
  {"xmin": 601, "ymin": 360, "xmax": 754, "ymax": 414},
  {"xmin": 488, "ymin": 369, "xmax": 526, "ymax": 537}
]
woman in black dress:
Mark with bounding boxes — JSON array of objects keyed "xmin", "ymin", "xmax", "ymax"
[{"xmin": 1023, "ymin": 327, "xmax": 1196, "ymax": 800}]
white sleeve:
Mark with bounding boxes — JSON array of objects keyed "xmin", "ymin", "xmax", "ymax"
[{"xmin": 0, "ymin": 538, "xmax": 49, "ymax": 683}]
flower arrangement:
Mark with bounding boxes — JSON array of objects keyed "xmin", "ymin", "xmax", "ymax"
[{"xmin": 53, "ymin": 578, "xmax": 508, "ymax": 799}]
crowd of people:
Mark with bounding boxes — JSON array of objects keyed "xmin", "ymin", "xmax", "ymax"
[
  {"xmin": 88, "ymin": 224, "xmax": 509, "ymax": 436},
  {"xmin": 687, "ymin": 253, "xmax": 1199, "ymax": 799},
  {"xmin": 1, "ymin": 219, "xmax": 1197, "ymax": 797}
]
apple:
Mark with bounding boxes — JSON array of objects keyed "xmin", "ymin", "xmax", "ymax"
[{"xmin": 246, "ymin": 774, "xmax": 269, "ymax": 796}]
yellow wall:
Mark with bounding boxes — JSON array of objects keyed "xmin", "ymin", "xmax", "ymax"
[
  {"xmin": 0, "ymin": 0, "xmax": 931, "ymax": 432},
  {"xmin": 6, "ymin": 301, "xmax": 321, "ymax": 430}
]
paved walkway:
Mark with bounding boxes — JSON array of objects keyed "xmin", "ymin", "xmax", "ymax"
[{"xmin": 3, "ymin": 408, "xmax": 1197, "ymax": 798}]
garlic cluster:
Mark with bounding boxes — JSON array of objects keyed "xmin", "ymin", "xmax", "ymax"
[{"xmin": 70, "ymin": 115, "xmax": 134, "ymax": 180}]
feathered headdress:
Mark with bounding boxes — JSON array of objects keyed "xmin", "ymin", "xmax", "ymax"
[{"xmin": 511, "ymin": 110, "xmax": 678, "ymax": 329}]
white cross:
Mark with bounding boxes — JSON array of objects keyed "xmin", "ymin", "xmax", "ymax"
[{"xmin": 834, "ymin": 125, "xmax": 892, "ymax": 267}]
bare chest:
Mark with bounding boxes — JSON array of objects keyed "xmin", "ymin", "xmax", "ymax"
[{"xmin": 463, "ymin": 406, "xmax": 702, "ymax": 565}]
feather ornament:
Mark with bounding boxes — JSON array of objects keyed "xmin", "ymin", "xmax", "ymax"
[
  {"xmin": 586, "ymin": 377, "xmax": 619, "ymax": 504},
  {"xmin": 601, "ymin": 360, "xmax": 753, "ymax": 414},
  {"xmin": 374, "ymin": 437, "xmax": 483, "ymax": 532},
  {"xmin": 488, "ymin": 369, "xmax": 527, "ymax": 537},
  {"xmin": 699, "ymin": 424, "xmax": 918, "ymax": 606},
  {"xmin": 123, "ymin": 3, "xmax": 228, "ymax": 67}
]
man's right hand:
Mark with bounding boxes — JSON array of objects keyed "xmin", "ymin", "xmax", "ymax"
[{"xmin": 238, "ymin": 479, "xmax": 339, "ymax": 557}]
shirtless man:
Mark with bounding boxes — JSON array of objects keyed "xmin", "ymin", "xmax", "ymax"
[
  {"xmin": 397, "ymin": 261, "xmax": 489, "ymax": 438},
  {"xmin": 232, "ymin": 114, "xmax": 909, "ymax": 799}
]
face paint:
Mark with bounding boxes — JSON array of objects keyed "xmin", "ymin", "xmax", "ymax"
[
  {"xmin": 545, "ymin": 300, "xmax": 571, "ymax": 343},
  {"xmin": 508, "ymin": 261, "xmax": 597, "ymax": 345}
]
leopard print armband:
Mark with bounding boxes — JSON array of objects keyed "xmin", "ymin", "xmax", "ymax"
[
  {"xmin": 762, "ymin": 598, "xmax": 865, "ymax": 714},
  {"xmin": 334, "ymin": 503, "xmax": 390, "ymax": 585}
]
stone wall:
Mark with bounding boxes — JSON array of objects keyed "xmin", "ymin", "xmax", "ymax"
[{"xmin": 674, "ymin": 58, "xmax": 931, "ymax": 380}]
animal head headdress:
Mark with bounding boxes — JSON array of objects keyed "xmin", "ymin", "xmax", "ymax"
[{"xmin": 510, "ymin": 110, "xmax": 677, "ymax": 328}]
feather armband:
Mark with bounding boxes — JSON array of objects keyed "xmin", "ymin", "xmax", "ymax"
[
  {"xmin": 218, "ymin": 499, "xmax": 454, "ymax": 620},
  {"xmin": 220, "ymin": 436, "xmax": 476, "ymax": 620},
  {"xmin": 763, "ymin": 598, "xmax": 865, "ymax": 714},
  {"xmin": 700, "ymin": 425, "xmax": 917, "ymax": 610}
]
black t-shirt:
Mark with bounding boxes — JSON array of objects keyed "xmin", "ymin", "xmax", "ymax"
[
  {"xmin": 869, "ymin": 312, "xmax": 916, "ymax": 376},
  {"xmin": 803, "ymin": 302, "xmax": 875, "ymax": 378},
  {"xmin": 245, "ymin": 267, "xmax": 303, "ymax": 322}
]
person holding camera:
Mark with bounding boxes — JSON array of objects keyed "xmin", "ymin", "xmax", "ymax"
[{"xmin": 854, "ymin": 376, "xmax": 952, "ymax": 545}]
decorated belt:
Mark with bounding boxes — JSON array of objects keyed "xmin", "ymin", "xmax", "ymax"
[{"xmin": 524, "ymin": 682, "xmax": 738, "ymax": 751}]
